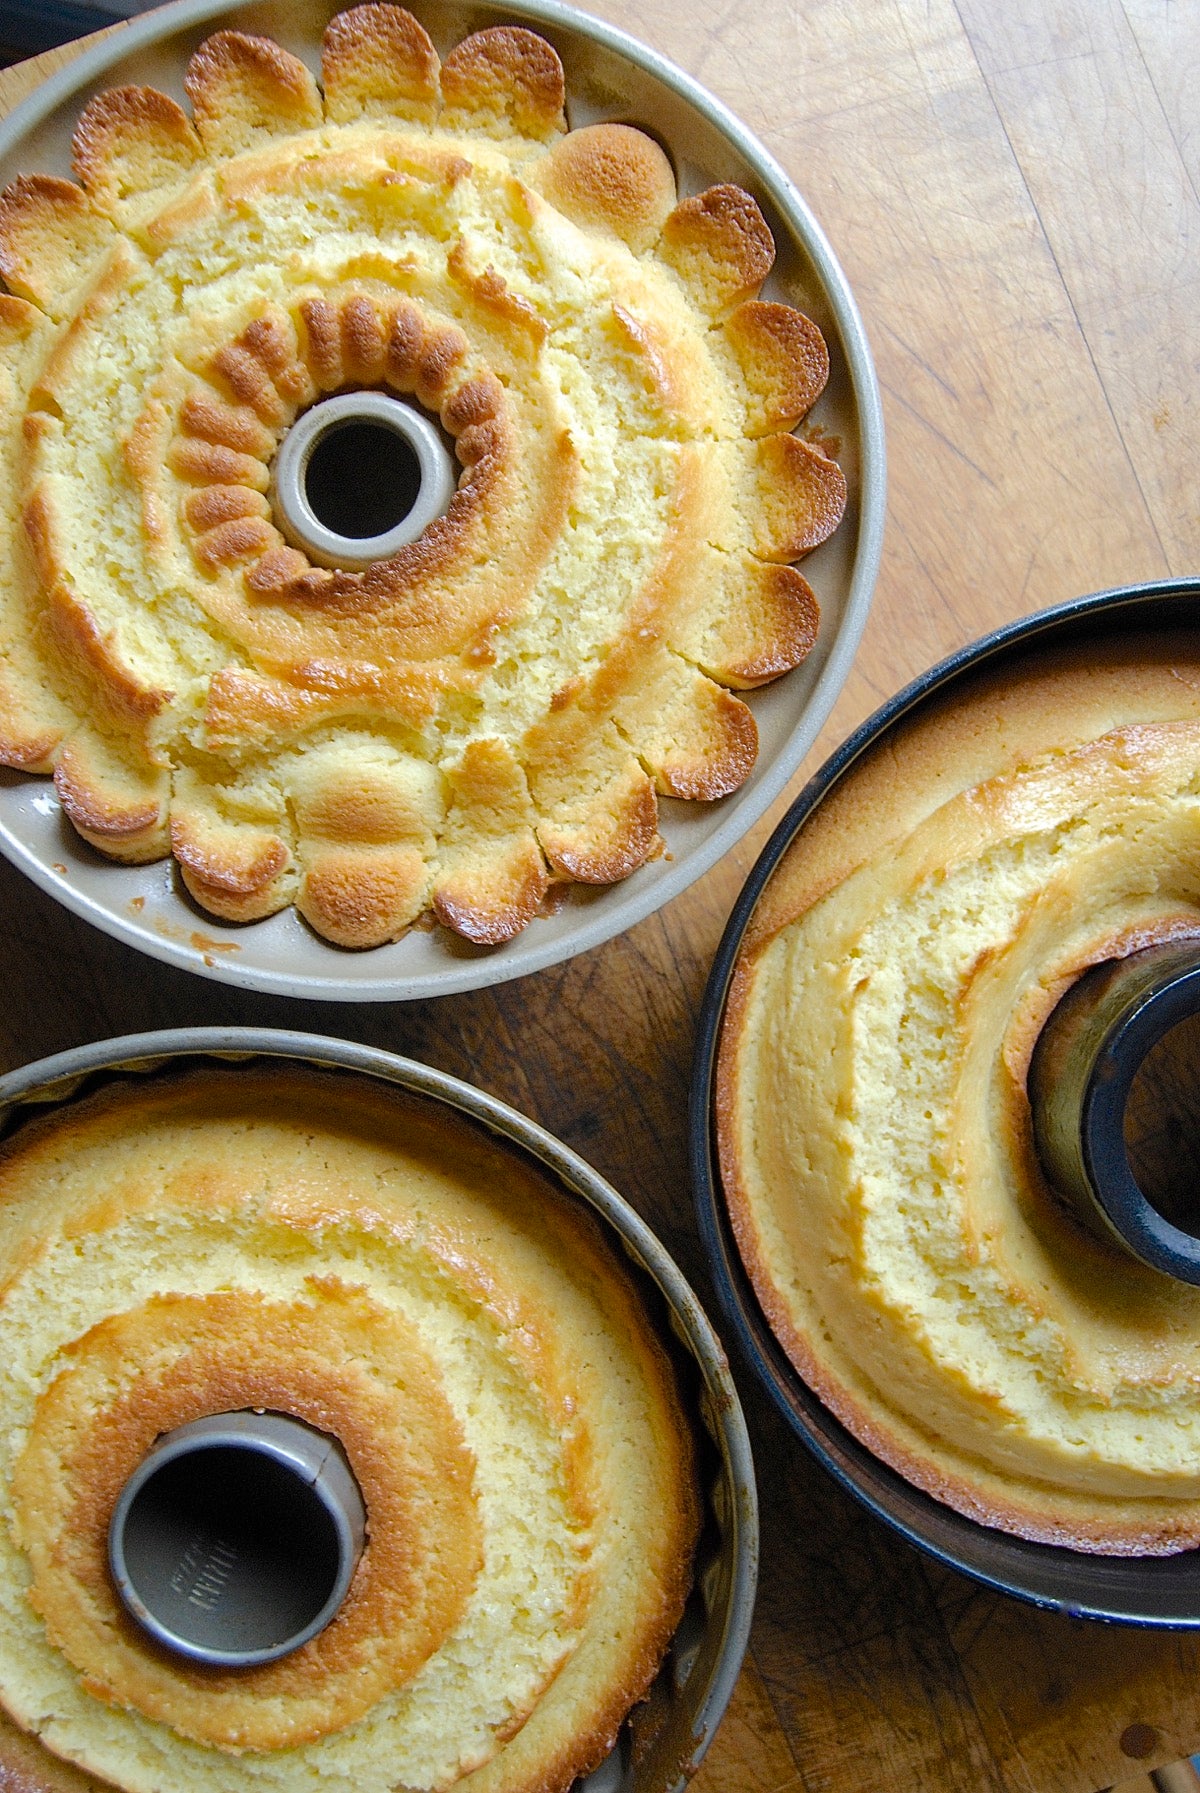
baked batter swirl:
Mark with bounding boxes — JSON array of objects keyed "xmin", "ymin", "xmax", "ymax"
[
  {"xmin": 0, "ymin": 1064, "xmax": 697, "ymax": 1792},
  {"xmin": 0, "ymin": 6, "xmax": 844, "ymax": 945},
  {"xmin": 718, "ymin": 638, "xmax": 1200, "ymax": 1552}
]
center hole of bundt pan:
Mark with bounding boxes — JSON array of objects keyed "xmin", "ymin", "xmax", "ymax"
[
  {"xmin": 307, "ymin": 418, "xmax": 422, "ymax": 537},
  {"xmin": 108, "ymin": 1411, "xmax": 365, "ymax": 1667},
  {"xmin": 271, "ymin": 390, "xmax": 458, "ymax": 570},
  {"xmin": 1124, "ymin": 1010, "xmax": 1200, "ymax": 1235},
  {"xmin": 1030, "ymin": 940, "xmax": 1200, "ymax": 1281}
]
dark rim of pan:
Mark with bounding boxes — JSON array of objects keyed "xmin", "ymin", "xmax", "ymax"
[{"xmin": 690, "ymin": 575, "xmax": 1200, "ymax": 1626}]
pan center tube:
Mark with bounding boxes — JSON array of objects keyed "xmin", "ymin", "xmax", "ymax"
[
  {"xmin": 271, "ymin": 390, "xmax": 458, "ymax": 570},
  {"xmin": 108, "ymin": 1410, "xmax": 365, "ymax": 1667},
  {"xmin": 1029, "ymin": 938, "xmax": 1200, "ymax": 1284}
]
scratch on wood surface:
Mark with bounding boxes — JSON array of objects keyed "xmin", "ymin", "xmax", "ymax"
[
  {"xmin": 881, "ymin": 376, "xmax": 999, "ymax": 489},
  {"xmin": 879, "ymin": 318, "xmax": 961, "ymax": 402}
]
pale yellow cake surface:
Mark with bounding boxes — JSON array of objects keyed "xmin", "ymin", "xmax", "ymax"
[
  {"xmin": 0, "ymin": 4, "xmax": 844, "ymax": 948},
  {"xmin": 0, "ymin": 1063, "xmax": 698, "ymax": 1793},
  {"xmin": 718, "ymin": 634, "xmax": 1200, "ymax": 1551}
]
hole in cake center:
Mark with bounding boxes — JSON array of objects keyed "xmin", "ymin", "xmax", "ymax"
[
  {"xmin": 304, "ymin": 417, "xmax": 423, "ymax": 539},
  {"xmin": 1124, "ymin": 1010, "xmax": 1200, "ymax": 1237},
  {"xmin": 270, "ymin": 390, "xmax": 459, "ymax": 570},
  {"xmin": 110, "ymin": 1412, "xmax": 365, "ymax": 1665},
  {"xmin": 120, "ymin": 1445, "xmax": 341, "ymax": 1655}
]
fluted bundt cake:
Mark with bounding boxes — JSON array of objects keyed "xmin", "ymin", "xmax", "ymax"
[{"xmin": 0, "ymin": 5, "xmax": 844, "ymax": 946}]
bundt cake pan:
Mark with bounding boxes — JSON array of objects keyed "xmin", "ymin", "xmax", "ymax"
[
  {"xmin": 691, "ymin": 576, "xmax": 1200, "ymax": 1625},
  {"xmin": 0, "ymin": 0, "xmax": 884, "ymax": 1002},
  {"xmin": 0, "ymin": 1023, "xmax": 756, "ymax": 1789}
]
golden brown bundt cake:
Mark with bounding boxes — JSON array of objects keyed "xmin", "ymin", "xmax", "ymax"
[
  {"xmin": 0, "ymin": 6, "xmax": 844, "ymax": 946},
  {"xmin": 0, "ymin": 1062, "xmax": 698, "ymax": 1792}
]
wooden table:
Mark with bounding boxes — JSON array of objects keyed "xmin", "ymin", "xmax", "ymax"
[{"xmin": 1, "ymin": 3, "xmax": 1198, "ymax": 1789}]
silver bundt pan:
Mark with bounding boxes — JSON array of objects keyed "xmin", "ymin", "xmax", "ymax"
[
  {"xmin": 0, "ymin": 1025, "xmax": 757, "ymax": 1790},
  {"xmin": 691, "ymin": 577, "xmax": 1200, "ymax": 1626},
  {"xmin": 0, "ymin": 0, "xmax": 884, "ymax": 1002}
]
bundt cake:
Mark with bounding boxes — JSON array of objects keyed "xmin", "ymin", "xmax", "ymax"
[
  {"xmin": 0, "ymin": 5, "xmax": 844, "ymax": 946},
  {"xmin": 718, "ymin": 633, "xmax": 1200, "ymax": 1551},
  {"xmin": 0, "ymin": 1061, "xmax": 698, "ymax": 1789}
]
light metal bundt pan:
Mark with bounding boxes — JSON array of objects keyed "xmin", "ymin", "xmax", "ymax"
[
  {"xmin": 692, "ymin": 579, "xmax": 1200, "ymax": 1626},
  {"xmin": 0, "ymin": 0, "xmax": 884, "ymax": 1000},
  {"xmin": 0, "ymin": 1025, "xmax": 757, "ymax": 1790}
]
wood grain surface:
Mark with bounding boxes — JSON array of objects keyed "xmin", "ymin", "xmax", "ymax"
[{"xmin": 1, "ymin": 2, "xmax": 1199, "ymax": 1790}]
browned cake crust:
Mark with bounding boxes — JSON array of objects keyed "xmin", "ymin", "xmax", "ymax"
[{"xmin": 0, "ymin": 5, "xmax": 845, "ymax": 949}]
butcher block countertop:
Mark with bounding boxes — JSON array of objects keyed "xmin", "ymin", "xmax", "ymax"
[{"xmin": 1, "ymin": 3, "xmax": 1199, "ymax": 1790}]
